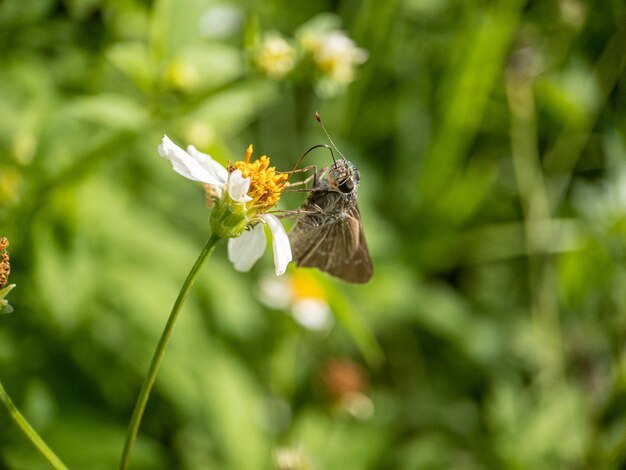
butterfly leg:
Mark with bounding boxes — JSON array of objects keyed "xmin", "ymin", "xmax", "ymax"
[
  {"xmin": 282, "ymin": 165, "xmax": 324, "ymax": 191},
  {"xmin": 277, "ymin": 165, "xmax": 317, "ymax": 176},
  {"xmin": 269, "ymin": 204, "xmax": 323, "ymax": 219},
  {"xmin": 283, "ymin": 188, "xmax": 315, "ymax": 193}
]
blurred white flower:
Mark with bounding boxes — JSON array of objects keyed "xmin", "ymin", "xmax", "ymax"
[
  {"xmin": 559, "ymin": 0, "xmax": 586, "ymax": 29},
  {"xmin": 340, "ymin": 392, "xmax": 375, "ymax": 421},
  {"xmin": 574, "ymin": 163, "xmax": 626, "ymax": 225},
  {"xmin": 200, "ymin": 5, "xmax": 243, "ymax": 39},
  {"xmin": 300, "ymin": 29, "xmax": 368, "ymax": 85},
  {"xmin": 275, "ymin": 446, "xmax": 311, "ymax": 470},
  {"xmin": 257, "ymin": 271, "xmax": 333, "ymax": 331},
  {"xmin": 158, "ymin": 136, "xmax": 292, "ymax": 275},
  {"xmin": 255, "ymin": 33, "xmax": 297, "ymax": 79}
]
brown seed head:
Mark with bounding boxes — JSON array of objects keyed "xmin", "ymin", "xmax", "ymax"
[{"xmin": 0, "ymin": 237, "xmax": 10, "ymax": 289}]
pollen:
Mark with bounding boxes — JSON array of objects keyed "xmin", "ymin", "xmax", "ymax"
[
  {"xmin": 0, "ymin": 237, "xmax": 10, "ymax": 289},
  {"xmin": 231, "ymin": 146, "xmax": 288, "ymax": 209}
]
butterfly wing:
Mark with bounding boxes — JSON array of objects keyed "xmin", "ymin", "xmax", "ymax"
[
  {"xmin": 314, "ymin": 205, "xmax": 372, "ymax": 283},
  {"xmin": 289, "ymin": 196, "xmax": 372, "ymax": 284}
]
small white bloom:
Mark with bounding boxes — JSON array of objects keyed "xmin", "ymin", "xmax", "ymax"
[
  {"xmin": 255, "ymin": 33, "xmax": 296, "ymax": 79},
  {"xmin": 159, "ymin": 135, "xmax": 292, "ymax": 276},
  {"xmin": 299, "ymin": 28, "xmax": 368, "ymax": 86},
  {"xmin": 314, "ymin": 31, "xmax": 368, "ymax": 84}
]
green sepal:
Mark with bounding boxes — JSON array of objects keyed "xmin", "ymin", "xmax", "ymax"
[
  {"xmin": 0, "ymin": 303, "xmax": 13, "ymax": 315},
  {"xmin": 0, "ymin": 284, "xmax": 14, "ymax": 314},
  {"xmin": 209, "ymin": 199, "xmax": 250, "ymax": 239}
]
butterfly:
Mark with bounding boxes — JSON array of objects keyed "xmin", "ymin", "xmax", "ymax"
[{"xmin": 288, "ymin": 155, "xmax": 373, "ymax": 283}]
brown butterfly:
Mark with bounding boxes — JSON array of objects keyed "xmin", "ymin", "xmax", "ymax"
[{"xmin": 288, "ymin": 155, "xmax": 373, "ymax": 284}]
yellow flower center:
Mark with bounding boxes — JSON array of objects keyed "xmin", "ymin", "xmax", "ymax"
[
  {"xmin": 231, "ymin": 145, "xmax": 288, "ymax": 210},
  {"xmin": 291, "ymin": 271, "xmax": 326, "ymax": 300},
  {"xmin": 0, "ymin": 237, "xmax": 10, "ymax": 289}
]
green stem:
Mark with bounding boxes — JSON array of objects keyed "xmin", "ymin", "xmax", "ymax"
[
  {"xmin": 0, "ymin": 381, "xmax": 68, "ymax": 470},
  {"xmin": 120, "ymin": 234, "xmax": 221, "ymax": 470}
]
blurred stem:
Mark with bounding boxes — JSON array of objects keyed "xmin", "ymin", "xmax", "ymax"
[
  {"xmin": 506, "ymin": 71, "xmax": 564, "ymax": 382},
  {"xmin": 120, "ymin": 233, "xmax": 221, "ymax": 470},
  {"xmin": 0, "ymin": 381, "xmax": 68, "ymax": 470},
  {"xmin": 543, "ymin": 27, "xmax": 626, "ymax": 206}
]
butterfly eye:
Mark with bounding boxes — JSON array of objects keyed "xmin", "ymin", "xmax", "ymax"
[{"xmin": 338, "ymin": 178, "xmax": 355, "ymax": 193}]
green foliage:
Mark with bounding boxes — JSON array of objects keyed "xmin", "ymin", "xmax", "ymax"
[{"xmin": 1, "ymin": 0, "xmax": 626, "ymax": 468}]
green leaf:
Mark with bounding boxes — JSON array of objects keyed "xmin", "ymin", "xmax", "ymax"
[
  {"xmin": 65, "ymin": 94, "xmax": 149, "ymax": 130},
  {"xmin": 320, "ymin": 276, "xmax": 384, "ymax": 368},
  {"xmin": 106, "ymin": 42, "xmax": 154, "ymax": 91}
]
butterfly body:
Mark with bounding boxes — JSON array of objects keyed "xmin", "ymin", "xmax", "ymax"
[{"xmin": 289, "ymin": 159, "xmax": 372, "ymax": 283}]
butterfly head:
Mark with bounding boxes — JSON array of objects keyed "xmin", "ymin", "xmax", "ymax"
[{"xmin": 327, "ymin": 159, "xmax": 360, "ymax": 194}]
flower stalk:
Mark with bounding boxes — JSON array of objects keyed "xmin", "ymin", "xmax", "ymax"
[
  {"xmin": 0, "ymin": 381, "xmax": 68, "ymax": 469},
  {"xmin": 120, "ymin": 233, "xmax": 221, "ymax": 470},
  {"xmin": 120, "ymin": 137, "xmax": 293, "ymax": 468},
  {"xmin": 1, "ymin": 239, "xmax": 65, "ymax": 467}
]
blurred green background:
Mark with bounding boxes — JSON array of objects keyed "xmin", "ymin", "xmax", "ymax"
[{"xmin": 1, "ymin": 0, "xmax": 626, "ymax": 468}]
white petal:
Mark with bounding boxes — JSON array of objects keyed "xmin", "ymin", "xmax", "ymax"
[
  {"xmin": 228, "ymin": 224, "xmax": 266, "ymax": 272},
  {"xmin": 228, "ymin": 169, "xmax": 253, "ymax": 203},
  {"xmin": 261, "ymin": 214, "xmax": 292, "ymax": 276},
  {"xmin": 186, "ymin": 145, "xmax": 229, "ymax": 184},
  {"xmin": 158, "ymin": 135, "xmax": 223, "ymax": 185}
]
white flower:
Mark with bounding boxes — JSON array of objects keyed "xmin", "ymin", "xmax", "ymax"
[
  {"xmin": 158, "ymin": 135, "xmax": 292, "ymax": 276},
  {"xmin": 200, "ymin": 5, "xmax": 243, "ymax": 39},
  {"xmin": 255, "ymin": 33, "xmax": 296, "ymax": 79},
  {"xmin": 275, "ymin": 446, "xmax": 311, "ymax": 470},
  {"xmin": 314, "ymin": 31, "xmax": 368, "ymax": 84},
  {"xmin": 257, "ymin": 271, "xmax": 333, "ymax": 331}
]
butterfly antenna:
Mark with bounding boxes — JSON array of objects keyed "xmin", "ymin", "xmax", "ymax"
[
  {"xmin": 315, "ymin": 111, "xmax": 347, "ymax": 161},
  {"xmin": 284, "ymin": 144, "xmax": 335, "ymax": 183}
]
